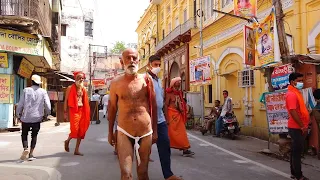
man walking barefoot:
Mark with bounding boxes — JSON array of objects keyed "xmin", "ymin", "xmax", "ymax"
[
  {"xmin": 108, "ymin": 48, "xmax": 158, "ymax": 180},
  {"xmin": 64, "ymin": 71, "xmax": 90, "ymax": 156}
]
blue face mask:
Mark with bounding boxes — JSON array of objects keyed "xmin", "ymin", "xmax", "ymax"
[{"xmin": 295, "ymin": 82, "xmax": 304, "ymax": 89}]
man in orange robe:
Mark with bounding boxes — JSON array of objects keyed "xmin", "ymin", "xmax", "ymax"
[
  {"xmin": 64, "ymin": 71, "xmax": 90, "ymax": 156},
  {"xmin": 165, "ymin": 77, "xmax": 195, "ymax": 157}
]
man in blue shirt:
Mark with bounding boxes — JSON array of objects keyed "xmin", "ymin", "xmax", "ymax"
[
  {"xmin": 147, "ymin": 55, "xmax": 181, "ymax": 180},
  {"xmin": 17, "ymin": 74, "xmax": 51, "ymax": 161}
]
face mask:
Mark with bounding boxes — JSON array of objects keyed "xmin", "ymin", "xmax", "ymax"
[
  {"xmin": 295, "ymin": 82, "xmax": 304, "ymax": 89},
  {"xmin": 151, "ymin": 67, "xmax": 161, "ymax": 75}
]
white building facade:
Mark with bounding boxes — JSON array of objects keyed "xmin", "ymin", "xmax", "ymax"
[{"xmin": 60, "ymin": 0, "xmax": 94, "ymax": 74}]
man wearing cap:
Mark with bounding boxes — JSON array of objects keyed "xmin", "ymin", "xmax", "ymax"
[
  {"xmin": 64, "ymin": 71, "xmax": 90, "ymax": 156},
  {"xmin": 147, "ymin": 55, "xmax": 182, "ymax": 180},
  {"xmin": 17, "ymin": 74, "xmax": 51, "ymax": 161},
  {"xmin": 165, "ymin": 77, "xmax": 195, "ymax": 157}
]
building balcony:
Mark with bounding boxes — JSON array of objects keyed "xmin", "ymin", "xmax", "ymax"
[
  {"xmin": 150, "ymin": 0, "xmax": 162, "ymax": 5},
  {"xmin": 155, "ymin": 18, "xmax": 195, "ymax": 55},
  {"xmin": 0, "ymin": 0, "xmax": 52, "ymax": 37}
]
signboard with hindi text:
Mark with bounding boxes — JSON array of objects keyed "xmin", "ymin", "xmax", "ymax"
[
  {"xmin": 271, "ymin": 64, "xmax": 294, "ymax": 91},
  {"xmin": 265, "ymin": 91, "xmax": 289, "ymax": 134},
  {"xmin": 0, "ymin": 53, "xmax": 8, "ymax": 68},
  {"xmin": 18, "ymin": 58, "xmax": 34, "ymax": 78},
  {"xmin": 0, "ymin": 74, "xmax": 11, "ymax": 103},
  {"xmin": 0, "ymin": 28, "xmax": 44, "ymax": 56}
]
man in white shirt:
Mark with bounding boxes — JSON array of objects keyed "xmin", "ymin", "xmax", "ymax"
[
  {"xmin": 102, "ymin": 93, "xmax": 109, "ymax": 118},
  {"xmin": 215, "ymin": 90, "xmax": 233, "ymax": 137},
  {"xmin": 92, "ymin": 90, "xmax": 101, "ymax": 102}
]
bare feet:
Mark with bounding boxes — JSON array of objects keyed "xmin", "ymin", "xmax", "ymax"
[
  {"xmin": 74, "ymin": 152, "xmax": 84, "ymax": 156},
  {"xmin": 64, "ymin": 140, "xmax": 70, "ymax": 152}
]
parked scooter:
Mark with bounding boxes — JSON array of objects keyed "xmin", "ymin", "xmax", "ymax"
[{"xmin": 220, "ymin": 112, "xmax": 240, "ymax": 140}]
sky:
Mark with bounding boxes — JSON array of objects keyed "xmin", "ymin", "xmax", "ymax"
[{"xmin": 92, "ymin": 0, "xmax": 150, "ymax": 48}]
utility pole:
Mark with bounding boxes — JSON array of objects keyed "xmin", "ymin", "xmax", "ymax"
[
  {"xmin": 199, "ymin": 0, "xmax": 205, "ymax": 125},
  {"xmin": 88, "ymin": 44, "xmax": 92, "ymax": 100},
  {"xmin": 273, "ymin": 0, "xmax": 290, "ymax": 63}
]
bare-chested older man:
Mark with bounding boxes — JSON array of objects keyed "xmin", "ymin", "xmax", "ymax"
[{"xmin": 108, "ymin": 48, "xmax": 158, "ymax": 180}]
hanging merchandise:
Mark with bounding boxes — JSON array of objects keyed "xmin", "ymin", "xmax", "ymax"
[{"xmin": 254, "ymin": 7, "xmax": 281, "ymax": 66}]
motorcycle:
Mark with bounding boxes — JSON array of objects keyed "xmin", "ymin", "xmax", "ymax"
[{"xmin": 221, "ymin": 112, "xmax": 240, "ymax": 140}]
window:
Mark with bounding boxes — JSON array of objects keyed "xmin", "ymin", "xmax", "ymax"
[
  {"xmin": 162, "ymin": 29, "xmax": 165, "ymax": 39},
  {"xmin": 61, "ymin": 24, "xmax": 67, "ymax": 36},
  {"xmin": 85, "ymin": 21, "xmax": 93, "ymax": 37},
  {"xmin": 238, "ymin": 69, "xmax": 255, "ymax": 87},
  {"xmin": 222, "ymin": 0, "xmax": 233, "ymax": 8},
  {"xmin": 161, "ymin": 11, "xmax": 164, "ymax": 21},
  {"xmin": 167, "ymin": 5, "xmax": 171, "ymax": 14},
  {"xmin": 175, "ymin": 17, "xmax": 179, "ymax": 28},
  {"xmin": 183, "ymin": 9, "xmax": 187, "ymax": 22},
  {"xmin": 204, "ymin": 0, "xmax": 217, "ymax": 21},
  {"xmin": 208, "ymin": 84, "xmax": 213, "ymax": 103}
]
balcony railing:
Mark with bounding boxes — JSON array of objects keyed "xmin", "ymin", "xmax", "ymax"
[
  {"xmin": 155, "ymin": 18, "xmax": 194, "ymax": 52},
  {"xmin": 0, "ymin": 0, "xmax": 52, "ymax": 37}
]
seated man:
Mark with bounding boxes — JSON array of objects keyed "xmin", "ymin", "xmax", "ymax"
[{"xmin": 201, "ymin": 100, "xmax": 221, "ymax": 135}]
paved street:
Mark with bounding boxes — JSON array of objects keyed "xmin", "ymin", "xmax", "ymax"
[{"xmin": 0, "ymin": 113, "xmax": 320, "ymax": 180}]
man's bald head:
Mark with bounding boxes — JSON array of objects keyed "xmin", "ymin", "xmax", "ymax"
[{"xmin": 121, "ymin": 48, "xmax": 139, "ymax": 75}]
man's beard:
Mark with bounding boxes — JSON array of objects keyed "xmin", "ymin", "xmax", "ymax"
[
  {"xmin": 124, "ymin": 64, "xmax": 139, "ymax": 75},
  {"xmin": 76, "ymin": 81, "xmax": 84, "ymax": 88}
]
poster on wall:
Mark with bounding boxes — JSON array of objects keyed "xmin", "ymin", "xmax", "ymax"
[
  {"xmin": 255, "ymin": 7, "xmax": 281, "ymax": 66},
  {"xmin": 244, "ymin": 25, "xmax": 256, "ymax": 66},
  {"xmin": 0, "ymin": 74, "xmax": 11, "ymax": 103},
  {"xmin": 271, "ymin": 64, "xmax": 294, "ymax": 91},
  {"xmin": 189, "ymin": 56, "xmax": 211, "ymax": 85},
  {"xmin": 234, "ymin": 0, "xmax": 257, "ymax": 18},
  {"xmin": 18, "ymin": 58, "xmax": 34, "ymax": 78},
  {"xmin": 265, "ymin": 91, "xmax": 289, "ymax": 134},
  {"xmin": 0, "ymin": 53, "xmax": 8, "ymax": 68}
]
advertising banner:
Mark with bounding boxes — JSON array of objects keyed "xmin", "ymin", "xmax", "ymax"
[
  {"xmin": 271, "ymin": 64, "xmax": 294, "ymax": 91},
  {"xmin": 10, "ymin": 75, "xmax": 14, "ymax": 104},
  {"xmin": 265, "ymin": 91, "xmax": 289, "ymax": 134},
  {"xmin": 189, "ymin": 56, "xmax": 211, "ymax": 85},
  {"xmin": 0, "ymin": 74, "xmax": 11, "ymax": 103},
  {"xmin": 0, "ymin": 28, "xmax": 44, "ymax": 56},
  {"xmin": 255, "ymin": 7, "xmax": 281, "ymax": 66},
  {"xmin": 18, "ymin": 58, "xmax": 35, "ymax": 78},
  {"xmin": 244, "ymin": 26, "xmax": 256, "ymax": 66},
  {"xmin": 234, "ymin": 0, "xmax": 257, "ymax": 18},
  {"xmin": 0, "ymin": 53, "xmax": 8, "ymax": 68}
]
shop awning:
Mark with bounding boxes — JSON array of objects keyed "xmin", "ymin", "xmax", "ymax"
[
  {"xmin": 284, "ymin": 54, "xmax": 320, "ymax": 64},
  {"xmin": 55, "ymin": 72, "xmax": 75, "ymax": 82},
  {"xmin": 219, "ymin": 69, "xmax": 238, "ymax": 76},
  {"xmin": 252, "ymin": 62, "xmax": 281, "ymax": 70}
]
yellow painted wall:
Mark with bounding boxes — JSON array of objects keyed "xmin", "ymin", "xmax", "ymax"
[
  {"xmin": 189, "ymin": 0, "xmax": 320, "ymax": 140},
  {"xmin": 137, "ymin": 0, "xmax": 320, "ymax": 140}
]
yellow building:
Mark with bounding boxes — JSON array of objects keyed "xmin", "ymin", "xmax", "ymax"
[
  {"xmin": 137, "ymin": 0, "xmax": 320, "ymax": 140},
  {"xmin": 137, "ymin": 0, "xmax": 195, "ymax": 90},
  {"xmin": 188, "ymin": 0, "xmax": 320, "ymax": 140}
]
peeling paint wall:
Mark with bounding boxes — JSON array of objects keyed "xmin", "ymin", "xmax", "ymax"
[{"xmin": 60, "ymin": 0, "xmax": 94, "ymax": 74}]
